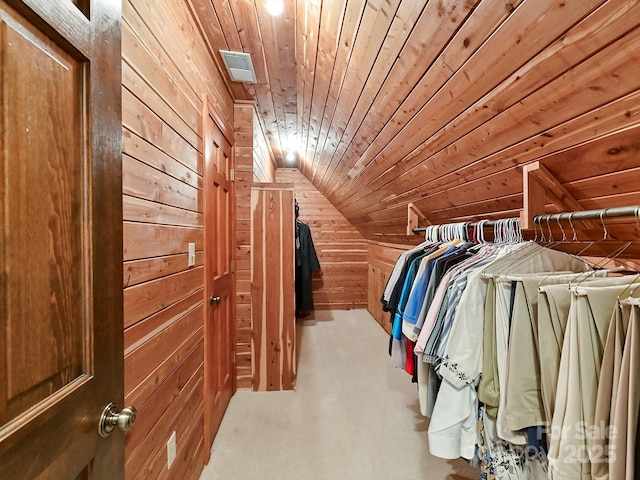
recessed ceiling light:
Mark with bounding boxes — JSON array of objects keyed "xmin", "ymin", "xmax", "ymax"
[
  {"xmin": 285, "ymin": 150, "xmax": 297, "ymax": 164},
  {"xmin": 265, "ymin": 0, "xmax": 284, "ymax": 16}
]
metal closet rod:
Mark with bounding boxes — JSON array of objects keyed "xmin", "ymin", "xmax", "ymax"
[
  {"xmin": 412, "ymin": 205, "xmax": 640, "ymax": 234},
  {"xmin": 534, "ymin": 205, "xmax": 640, "ymax": 224},
  {"xmin": 412, "ymin": 216, "xmax": 520, "ymax": 233}
]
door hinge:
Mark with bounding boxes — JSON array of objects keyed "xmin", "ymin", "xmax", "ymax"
[
  {"xmin": 230, "ymin": 168, "xmax": 235, "ymax": 181},
  {"xmin": 232, "ymin": 351, "xmax": 236, "ymax": 364},
  {"xmin": 230, "ymin": 259, "xmax": 235, "ymax": 273}
]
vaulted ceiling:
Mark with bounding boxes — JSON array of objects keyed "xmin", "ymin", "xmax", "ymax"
[{"xmin": 191, "ymin": 0, "xmax": 640, "ymax": 243}]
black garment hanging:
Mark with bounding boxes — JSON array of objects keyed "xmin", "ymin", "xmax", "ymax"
[{"xmin": 295, "ymin": 219, "xmax": 320, "ymax": 313}]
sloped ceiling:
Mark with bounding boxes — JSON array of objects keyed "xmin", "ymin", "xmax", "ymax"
[{"xmin": 190, "ymin": 0, "xmax": 640, "ymax": 243}]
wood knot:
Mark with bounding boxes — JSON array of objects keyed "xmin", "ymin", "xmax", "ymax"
[{"xmin": 607, "ymin": 146, "xmax": 625, "ymax": 155}]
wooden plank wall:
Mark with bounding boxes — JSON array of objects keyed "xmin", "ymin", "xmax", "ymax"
[
  {"xmin": 234, "ymin": 103, "xmax": 277, "ymax": 389},
  {"xmin": 253, "ymin": 109, "xmax": 276, "ymax": 182},
  {"xmin": 276, "ymin": 169, "xmax": 368, "ymax": 310},
  {"xmin": 366, "ymin": 242, "xmax": 410, "ymax": 335},
  {"xmin": 122, "ymin": 0, "xmax": 235, "ymax": 478},
  {"xmin": 233, "ymin": 103, "xmax": 254, "ymax": 390},
  {"xmin": 251, "ymin": 186, "xmax": 296, "ymax": 391}
]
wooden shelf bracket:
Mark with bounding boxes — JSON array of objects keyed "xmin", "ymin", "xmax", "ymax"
[
  {"xmin": 407, "ymin": 203, "xmax": 431, "ymax": 235},
  {"xmin": 520, "ymin": 161, "xmax": 598, "ymax": 230}
]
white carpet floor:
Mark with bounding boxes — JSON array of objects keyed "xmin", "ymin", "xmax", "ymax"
[{"xmin": 199, "ymin": 309, "xmax": 479, "ymax": 480}]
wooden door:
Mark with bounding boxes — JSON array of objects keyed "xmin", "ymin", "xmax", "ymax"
[
  {"xmin": 203, "ymin": 95, "xmax": 236, "ymax": 462},
  {"xmin": 0, "ymin": 1, "xmax": 123, "ymax": 479}
]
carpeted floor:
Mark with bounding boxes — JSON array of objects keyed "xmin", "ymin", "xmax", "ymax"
[{"xmin": 199, "ymin": 309, "xmax": 479, "ymax": 480}]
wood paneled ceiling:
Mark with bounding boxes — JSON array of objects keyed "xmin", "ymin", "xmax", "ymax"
[{"xmin": 190, "ymin": 0, "xmax": 640, "ymax": 242}]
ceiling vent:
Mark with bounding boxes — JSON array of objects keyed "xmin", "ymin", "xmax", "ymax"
[{"xmin": 219, "ymin": 50, "xmax": 257, "ymax": 83}]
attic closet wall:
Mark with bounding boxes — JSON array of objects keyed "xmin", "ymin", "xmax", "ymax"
[
  {"xmin": 276, "ymin": 168, "xmax": 369, "ymax": 311},
  {"xmin": 121, "ymin": 0, "xmax": 234, "ymax": 478},
  {"xmin": 368, "ymin": 242, "xmax": 411, "ymax": 334},
  {"xmin": 116, "ymin": 0, "xmax": 640, "ymax": 478},
  {"xmin": 234, "ymin": 103, "xmax": 277, "ymax": 389},
  {"xmin": 234, "ymin": 119, "xmax": 370, "ymax": 390}
]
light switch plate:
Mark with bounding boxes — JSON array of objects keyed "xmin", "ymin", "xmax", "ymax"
[
  {"xmin": 188, "ymin": 243, "xmax": 196, "ymax": 267},
  {"xmin": 167, "ymin": 431, "xmax": 177, "ymax": 469}
]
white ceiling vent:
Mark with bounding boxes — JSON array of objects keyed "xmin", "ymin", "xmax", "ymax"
[{"xmin": 219, "ymin": 50, "xmax": 257, "ymax": 83}]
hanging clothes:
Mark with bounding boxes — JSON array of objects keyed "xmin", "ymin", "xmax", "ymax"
[
  {"xmin": 548, "ymin": 280, "xmax": 640, "ymax": 480},
  {"xmin": 429, "ymin": 242, "xmax": 590, "ymax": 461},
  {"xmin": 608, "ymin": 299, "xmax": 640, "ymax": 480},
  {"xmin": 295, "ymin": 218, "xmax": 320, "ymax": 314},
  {"xmin": 591, "ymin": 300, "xmax": 630, "ymax": 480},
  {"xmin": 381, "ymin": 240, "xmax": 435, "ymax": 312},
  {"xmin": 381, "ymin": 219, "xmax": 640, "ymax": 480},
  {"xmin": 495, "ymin": 272, "xmax": 609, "ymax": 440}
]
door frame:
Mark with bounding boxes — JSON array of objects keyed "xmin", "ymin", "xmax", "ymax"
[{"xmin": 202, "ymin": 93, "xmax": 237, "ymax": 463}]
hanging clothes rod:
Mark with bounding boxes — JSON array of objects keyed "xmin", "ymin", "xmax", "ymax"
[
  {"xmin": 412, "ymin": 205, "xmax": 640, "ymax": 235},
  {"xmin": 412, "ymin": 216, "xmax": 520, "ymax": 234},
  {"xmin": 533, "ymin": 205, "xmax": 640, "ymax": 224}
]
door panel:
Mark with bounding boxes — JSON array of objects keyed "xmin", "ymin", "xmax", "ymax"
[
  {"xmin": 0, "ymin": 1, "xmax": 123, "ymax": 479},
  {"xmin": 1, "ymin": 10, "xmax": 86, "ymax": 425},
  {"xmin": 203, "ymin": 95, "xmax": 235, "ymax": 462}
]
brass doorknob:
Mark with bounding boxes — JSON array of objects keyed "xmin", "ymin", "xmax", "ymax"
[
  {"xmin": 98, "ymin": 403, "xmax": 137, "ymax": 438},
  {"xmin": 210, "ymin": 295, "xmax": 221, "ymax": 304}
]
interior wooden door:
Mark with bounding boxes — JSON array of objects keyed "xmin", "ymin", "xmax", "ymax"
[
  {"xmin": 0, "ymin": 1, "xmax": 124, "ymax": 479},
  {"xmin": 203, "ymin": 95, "xmax": 236, "ymax": 462}
]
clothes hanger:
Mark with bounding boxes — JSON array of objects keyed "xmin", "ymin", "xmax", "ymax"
[
  {"xmin": 552, "ymin": 212, "xmax": 608, "ymax": 282},
  {"xmin": 496, "ymin": 217, "xmax": 550, "ymax": 270},
  {"xmin": 514, "ymin": 211, "xmax": 599, "ymax": 288},
  {"xmin": 571, "ymin": 240, "xmax": 634, "ymax": 288},
  {"xmin": 452, "ymin": 222, "xmax": 468, "ymax": 242},
  {"xmin": 591, "ymin": 207, "xmax": 640, "ymax": 273},
  {"xmin": 532, "ymin": 208, "xmax": 640, "ymax": 291},
  {"xmin": 556, "ymin": 214, "xmax": 568, "ymax": 242},
  {"xmin": 493, "ymin": 220, "xmax": 502, "ymax": 244},
  {"xmin": 553, "ymin": 210, "xmax": 638, "ymax": 287},
  {"xmin": 440, "ymin": 224, "xmax": 450, "ymax": 242},
  {"xmin": 511, "ymin": 217, "xmax": 524, "ymax": 243},
  {"xmin": 555, "ymin": 210, "xmax": 612, "ymax": 263},
  {"xmin": 478, "ymin": 219, "xmax": 501, "ymax": 249},
  {"xmin": 569, "ymin": 209, "xmax": 634, "ymax": 273},
  {"xmin": 614, "ymin": 209, "xmax": 640, "ymax": 300},
  {"xmin": 444, "ymin": 223, "xmax": 453, "ymax": 242},
  {"xmin": 620, "ymin": 277, "xmax": 640, "ymax": 304},
  {"xmin": 616, "ymin": 208, "xmax": 640, "ymax": 273},
  {"xmin": 477, "ymin": 219, "xmax": 488, "ymax": 243},
  {"xmin": 532, "ymin": 215, "xmax": 540, "ymax": 242},
  {"xmin": 515, "ymin": 212, "xmax": 581, "ymax": 286},
  {"xmin": 570, "ymin": 240, "xmax": 640, "ymax": 296},
  {"xmin": 543, "ymin": 215, "xmax": 559, "ymax": 246},
  {"xmin": 462, "ymin": 222, "xmax": 470, "ymax": 242},
  {"xmin": 495, "ymin": 218, "xmax": 553, "ymax": 281},
  {"xmin": 424, "ymin": 225, "xmax": 438, "ymax": 244},
  {"xmin": 479, "ymin": 218, "xmax": 542, "ymax": 279},
  {"xmin": 615, "ymin": 207, "xmax": 640, "ymax": 273}
]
